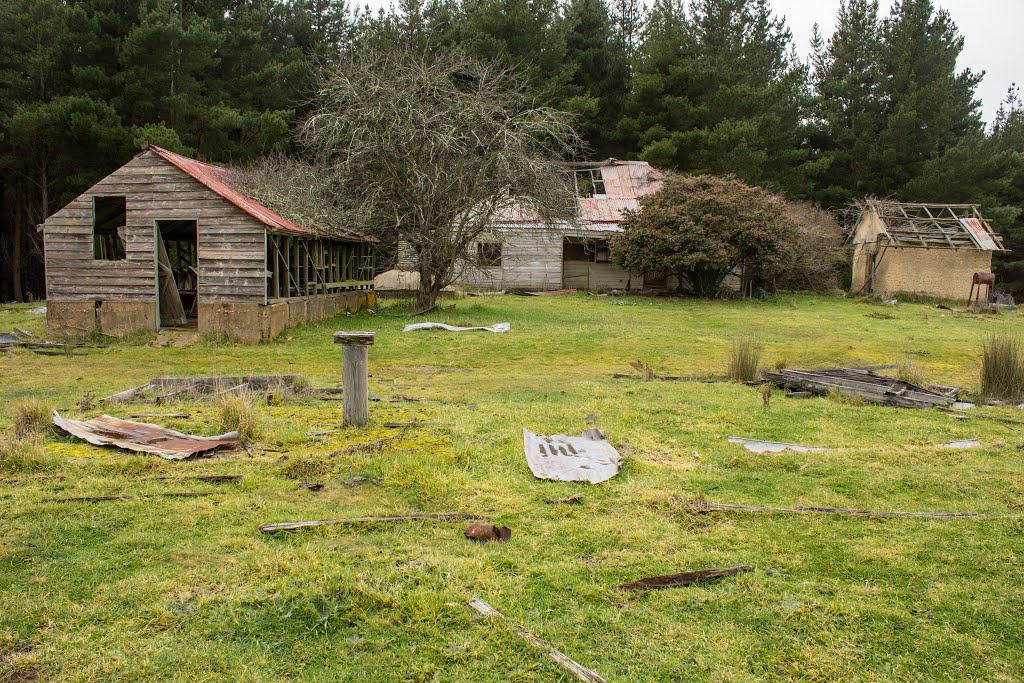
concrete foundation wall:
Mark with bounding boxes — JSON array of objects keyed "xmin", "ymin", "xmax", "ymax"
[
  {"xmin": 46, "ymin": 290, "xmax": 376, "ymax": 342},
  {"xmin": 47, "ymin": 301, "xmax": 99, "ymax": 337}
]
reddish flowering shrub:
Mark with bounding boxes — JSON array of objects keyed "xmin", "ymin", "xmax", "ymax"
[{"xmin": 611, "ymin": 174, "xmax": 790, "ymax": 297}]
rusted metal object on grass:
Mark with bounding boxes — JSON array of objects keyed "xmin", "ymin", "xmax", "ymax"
[
  {"xmin": 618, "ymin": 565, "xmax": 753, "ymax": 591},
  {"xmin": 52, "ymin": 411, "xmax": 239, "ymax": 460},
  {"xmin": 464, "ymin": 523, "xmax": 511, "ymax": 542}
]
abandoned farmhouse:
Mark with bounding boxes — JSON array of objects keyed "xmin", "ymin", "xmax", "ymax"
[
  {"xmin": 452, "ymin": 159, "xmax": 665, "ymax": 291},
  {"xmin": 850, "ymin": 200, "xmax": 1005, "ymax": 301},
  {"xmin": 41, "ymin": 145, "xmax": 376, "ymax": 342}
]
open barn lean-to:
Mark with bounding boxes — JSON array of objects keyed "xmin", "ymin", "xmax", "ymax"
[
  {"xmin": 42, "ymin": 145, "xmax": 376, "ymax": 342},
  {"xmin": 450, "ymin": 159, "xmax": 665, "ymax": 292},
  {"xmin": 850, "ymin": 200, "xmax": 1005, "ymax": 301}
]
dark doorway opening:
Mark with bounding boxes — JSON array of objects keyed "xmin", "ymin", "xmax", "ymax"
[{"xmin": 156, "ymin": 220, "xmax": 198, "ymax": 328}]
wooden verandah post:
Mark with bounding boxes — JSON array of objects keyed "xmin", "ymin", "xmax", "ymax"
[{"xmin": 333, "ymin": 331, "xmax": 375, "ymax": 426}]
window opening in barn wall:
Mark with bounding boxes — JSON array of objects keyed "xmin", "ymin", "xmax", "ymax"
[
  {"xmin": 574, "ymin": 168, "xmax": 606, "ymax": 198},
  {"xmin": 93, "ymin": 196, "xmax": 127, "ymax": 260},
  {"xmin": 477, "ymin": 242, "xmax": 503, "ymax": 267},
  {"xmin": 155, "ymin": 219, "xmax": 198, "ymax": 328}
]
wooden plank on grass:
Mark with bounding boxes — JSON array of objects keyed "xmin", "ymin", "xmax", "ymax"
[{"xmin": 259, "ymin": 512, "xmax": 486, "ymax": 534}]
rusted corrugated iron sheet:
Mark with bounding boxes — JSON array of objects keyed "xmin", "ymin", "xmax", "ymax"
[
  {"xmin": 52, "ymin": 411, "xmax": 239, "ymax": 460},
  {"xmin": 960, "ymin": 218, "xmax": 1000, "ymax": 250},
  {"xmin": 146, "ymin": 145, "xmax": 373, "ymax": 242},
  {"xmin": 522, "ymin": 428, "xmax": 621, "ymax": 483}
]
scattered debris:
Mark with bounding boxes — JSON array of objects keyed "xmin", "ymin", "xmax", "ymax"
[
  {"xmin": 786, "ymin": 391, "xmax": 814, "ymax": 399},
  {"xmin": 1, "ymin": 329, "xmax": 92, "ymax": 355},
  {"xmin": 101, "ymin": 375, "xmax": 304, "ymax": 405},
  {"xmin": 52, "ymin": 411, "xmax": 240, "ymax": 460},
  {"xmin": 728, "ymin": 437, "xmax": 830, "ymax": 454},
  {"xmin": 259, "ymin": 512, "xmax": 486, "ymax": 534},
  {"xmin": 464, "ymin": 523, "xmax": 512, "ymax": 542},
  {"xmin": 544, "ymin": 493, "xmax": 584, "ymax": 505},
  {"xmin": 468, "ymin": 599, "xmax": 607, "ymax": 683},
  {"xmin": 523, "ymin": 428, "xmax": 622, "ymax": 483},
  {"xmin": 298, "ymin": 482, "xmax": 324, "ymax": 491},
  {"xmin": 46, "ymin": 492, "xmax": 213, "ymax": 503},
  {"xmin": 343, "ymin": 475, "xmax": 381, "ymax": 486},
  {"xmin": 941, "ymin": 439, "xmax": 982, "ymax": 449},
  {"xmin": 383, "ymin": 421, "xmax": 425, "ymax": 429},
  {"xmin": 761, "ymin": 367, "xmax": 957, "ymax": 408},
  {"xmin": 934, "ymin": 303, "xmax": 960, "ymax": 312},
  {"xmin": 402, "ymin": 322, "xmax": 510, "ymax": 333},
  {"xmin": 951, "ymin": 401, "xmax": 976, "ymax": 410},
  {"xmin": 129, "ymin": 412, "xmax": 191, "ymax": 419},
  {"xmin": 936, "ymin": 407, "xmax": 1024, "ymax": 425},
  {"xmin": 617, "ymin": 565, "xmax": 754, "ymax": 591},
  {"xmin": 687, "ymin": 500, "xmax": 988, "ymax": 519},
  {"xmin": 149, "ymin": 474, "xmax": 242, "ymax": 483}
]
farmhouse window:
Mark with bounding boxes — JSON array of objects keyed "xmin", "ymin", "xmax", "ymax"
[
  {"xmin": 93, "ymin": 196, "xmax": 127, "ymax": 261},
  {"xmin": 575, "ymin": 168, "xmax": 606, "ymax": 198},
  {"xmin": 478, "ymin": 242, "xmax": 502, "ymax": 267}
]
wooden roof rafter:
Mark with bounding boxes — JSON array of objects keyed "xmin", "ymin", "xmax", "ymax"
[{"xmin": 865, "ymin": 199, "xmax": 1004, "ymax": 251}]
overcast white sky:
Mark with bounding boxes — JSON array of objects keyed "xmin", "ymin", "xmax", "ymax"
[
  {"xmin": 778, "ymin": 0, "xmax": 1023, "ymax": 125},
  {"xmin": 357, "ymin": 0, "xmax": 1021, "ymax": 124}
]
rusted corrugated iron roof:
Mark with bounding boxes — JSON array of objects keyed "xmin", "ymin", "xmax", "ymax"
[
  {"xmin": 53, "ymin": 410, "xmax": 240, "ymax": 460},
  {"xmin": 146, "ymin": 145, "xmax": 373, "ymax": 242}
]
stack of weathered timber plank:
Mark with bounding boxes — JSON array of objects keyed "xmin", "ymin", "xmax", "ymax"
[{"xmin": 760, "ymin": 367, "xmax": 957, "ymax": 408}]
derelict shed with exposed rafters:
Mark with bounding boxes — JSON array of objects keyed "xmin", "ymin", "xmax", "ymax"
[
  {"xmin": 42, "ymin": 144, "xmax": 376, "ymax": 342},
  {"xmin": 850, "ymin": 200, "xmax": 1005, "ymax": 301}
]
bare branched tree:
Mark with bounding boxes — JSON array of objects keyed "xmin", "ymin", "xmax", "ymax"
[{"xmin": 300, "ymin": 44, "xmax": 582, "ymax": 308}]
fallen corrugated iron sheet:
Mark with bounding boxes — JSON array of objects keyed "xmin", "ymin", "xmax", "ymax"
[
  {"xmin": 761, "ymin": 367, "xmax": 957, "ymax": 408},
  {"xmin": 728, "ymin": 437, "xmax": 831, "ymax": 453},
  {"xmin": 52, "ymin": 411, "xmax": 239, "ymax": 460},
  {"xmin": 942, "ymin": 438, "xmax": 982, "ymax": 449},
  {"xmin": 403, "ymin": 322, "xmax": 510, "ymax": 333},
  {"xmin": 523, "ymin": 428, "xmax": 621, "ymax": 483}
]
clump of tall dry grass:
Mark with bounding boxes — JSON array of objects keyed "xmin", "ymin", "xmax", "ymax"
[
  {"xmin": 13, "ymin": 399, "xmax": 50, "ymax": 439},
  {"xmin": 727, "ymin": 338, "xmax": 761, "ymax": 382},
  {"xmin": 217, "ymin": 392, "xmax": 262, "ymax": 443},
  {"xmin": 981, "ymin": 334, "xmax": 1024, "ymax": 401}
]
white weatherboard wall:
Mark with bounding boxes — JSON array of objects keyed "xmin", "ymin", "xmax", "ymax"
[{"xmin": 457, "ymin": 225, "xmax": 563, "ymax": 291}]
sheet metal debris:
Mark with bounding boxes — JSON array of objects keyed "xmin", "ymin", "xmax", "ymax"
[
  {"xmin": 728, "ymin": 437, "xmax": 831, "ymax": 453},
  {"xmin": 523, "ymin": 428, "xmax": 621, "ymax": 483},
  {"xmin": 465, "ymin": 523, "xmax": 512, "ymax": 542},
  {"xmin": 618, "ymin": 565, "xmax": 754, "ymax": 591},
  {"xmin": 942, "ymin": 438, "xmax": 982, "ymax": 449},
  {"xmin": 402, "ymin": 322, "xmax": 510, "ymax": 333},
  {"xmin": 52, "ymin": 411, "xmax": 240, "ymax": 460},
  {"xmin": 761, "ymin": 367, "xmax": 957, "ymax": 408}
]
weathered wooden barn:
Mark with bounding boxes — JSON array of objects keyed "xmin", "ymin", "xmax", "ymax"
[
  {"xmin": 42, "ymin": 145, "xmax": 375, "ymax": 342},
  {"xmin": 451, "ymin": 159, "xmax": 664, "ymax": 291},
  {"xmin": 850, "ymin": 200, "xmax": 1004, "ymax": 301}
]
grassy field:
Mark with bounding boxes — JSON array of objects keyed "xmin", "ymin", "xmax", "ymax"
[{"xmin": 2, "ymin": 293, "xmax": 1023, "ymax": 682}]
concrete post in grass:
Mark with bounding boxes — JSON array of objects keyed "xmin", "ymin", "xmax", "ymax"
[{"xmin": 333, "ymin": 331, "xmax": 375, "ymax": 426}]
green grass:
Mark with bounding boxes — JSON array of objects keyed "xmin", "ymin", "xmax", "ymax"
[{"xmin": 1, "ymin": 294, "xmax": 1023, "ymax": 682}]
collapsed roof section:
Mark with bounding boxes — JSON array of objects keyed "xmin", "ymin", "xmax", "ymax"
[
  {"xmin": 146, "ymin": 145, "xmax": 374, "ymax": 242},
  {"xmin": 863, "ymin": 200, "xmax": 1004, "ymax": 251}
]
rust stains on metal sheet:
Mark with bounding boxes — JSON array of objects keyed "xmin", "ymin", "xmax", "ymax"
[
  {"xmin": 522, "ymin": 428, "xmax": 621, "ymax": 483},
  {"xmin": 52, "ymin": 411, "xmax": 239, "ymax": 460}
]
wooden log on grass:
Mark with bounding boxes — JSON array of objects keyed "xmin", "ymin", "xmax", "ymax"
[
  {"xmin": 687, "ymin": 500, "xmax": 988, "ymax": 519},
  {"xmin": 468, "ymin": 599, "xmax": 607, "ymax": 683},
  {"xmin": 618, "ymin": 566, "xmax": 753, "ymax": 591},
  {"xmin": 259, "ymin": 512, "xmax": 485, "ymax": 534}
]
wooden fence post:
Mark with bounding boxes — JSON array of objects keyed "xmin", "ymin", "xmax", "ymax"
[{"xmin": 333, "ymin": 331, "xmax": 375, "ymax": 426}]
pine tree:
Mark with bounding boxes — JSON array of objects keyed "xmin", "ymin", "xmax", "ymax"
[
  {"xmin": 808, "ymin": 0, "xmax": 884, "ymax": 205},
  {"xmin": 876, "ymin": 0, "xmax": 983, "ymax": 195},
  {"xmin": 558, "ymin": 0, "xmax": 629, "ymax": 156}
]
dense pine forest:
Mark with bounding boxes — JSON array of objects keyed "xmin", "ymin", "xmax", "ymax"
[{"xmin": 2, "ymin": 0, "xmax": 1022, "ymax": 301}]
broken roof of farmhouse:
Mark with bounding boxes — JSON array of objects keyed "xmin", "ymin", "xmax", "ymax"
[
  {"xmin": 862, "ymin": 199, "xmax": 1004, "ymax": 251},
  {"xmin": 146, "ymin": 145, "xmax": 372, "ymax": 242}
]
